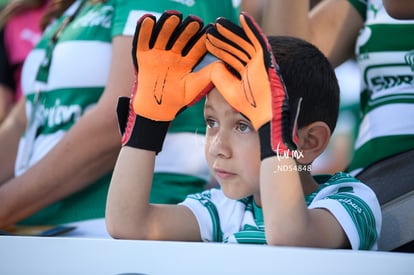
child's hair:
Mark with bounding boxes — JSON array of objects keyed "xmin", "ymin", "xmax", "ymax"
[{"xmin": 268, "ymin": 35, "xmax": 340, "ymax": 135}]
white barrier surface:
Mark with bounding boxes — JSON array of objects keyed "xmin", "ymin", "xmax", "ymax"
[{"xmin": 1, "ymin": 236, "xmax": 413, "ymax": 275}]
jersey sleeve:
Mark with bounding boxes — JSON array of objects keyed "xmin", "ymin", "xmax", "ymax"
[
  {"xmin": 309, "ymin": 180, "xmax": 382, "ymax": 250},
  {"xmin": 179, "ymin": 189, "xmax": 223, "ymax": 242},
  {"xmin": 348, "ymin": 0, "xmax": 367, "ymax": 21}
]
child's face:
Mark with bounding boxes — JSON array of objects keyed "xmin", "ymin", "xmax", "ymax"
[{"xmin": 204, "ymin": 89, "xmax": 261, "ymax": 200}]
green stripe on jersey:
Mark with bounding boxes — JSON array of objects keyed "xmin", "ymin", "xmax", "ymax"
[
  {"xmin": 327, "ymin": 193, "xmax": 377, "ymax": 250},
  {"xmin": 348, "ymin": 135, "xmax": 414, "ymax": 172},
  {"xmin": 359, "ymin": 24, "xmax": 414, "ymax": 54},
  {"xmin": 26, "ymin": 87, "xmax": 102, "ymax": 135},
  {"xmin": 232, "ymin": 230, "xmax": 267, "ymax": 244},
  {"xmin": 361, "ymin": 92, "xmax": 414, "ymax": 114},
  {"xmin": 228, "ymin": 199, "xmax": 267, "ymax": 244},
  {"xmin": 188, "ymin": 191, "xmax": 223, "ymax": 242}
]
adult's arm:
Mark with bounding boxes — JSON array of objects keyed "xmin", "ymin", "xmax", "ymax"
[
  {"xmin": 0, "ymin": 29, "xmax": 15, "ymax": 123},
  {"xmin": 241, "ymin": 0, "xmax": 265, "ymax": 23},
  {"xmin": 0, "ymin": 84, "xmax": 13, "ymax": 123},
  {"xmin": 0, "ymin": 99, "xmax": 26, "ymax": 183},
  {"xmin": 0, "ymin": 36, "xmax": 133, "ymax": 228},
  {"xmin": 261, "ymin": 0, "xmax": 364, "ymax": 67},
  {"xmin": 383, "ymin": 0, "xmax": 414, "ymax": 19},
  {"xmin": 106, "ymin": 146, "xmax": 201, "ymax": 241}
]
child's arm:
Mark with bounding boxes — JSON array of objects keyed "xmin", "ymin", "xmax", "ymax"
[
  {"xmin": 207, "ymin": 13, "xmax": 349, "ymax": 248},
  {"xmin": 107, "ymin": 146, "xmax": 201, "ymax": 240},
  {"xmin": 106, "ymin": 11, "xmax": 213, "ymax": 241},
  {"xmin": 260, "ymin": 158, "xmax": 349, "ymax": 248}
]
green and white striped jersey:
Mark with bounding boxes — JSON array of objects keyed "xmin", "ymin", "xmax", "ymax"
[
  {"xmin": 180, "ymin": 172, "xmax": 382, "ymax": 250},
  {"xmin": 347, "ymin": 0, "xmax": 414, "ymax": 174},
  {"xmin": 17, "ymin": 0, "xmax": 240, "ymax": 225}
]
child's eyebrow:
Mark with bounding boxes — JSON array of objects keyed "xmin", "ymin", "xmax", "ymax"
[
  {"xmin": 204, "ymin": 103, "xmax": 215, "ymax": 112},
  {"xmin": 240, "ymin": 112, "xmax": 251, "ymax": 122}
]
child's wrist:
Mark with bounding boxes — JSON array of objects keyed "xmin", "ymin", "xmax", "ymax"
[
  {"xmin": 259, "ymin": 122, "xmax": 298, "ymax": 161},
  {"xmin": 123, "ymin": 115, "xmax": 170, "ymax": 154}
]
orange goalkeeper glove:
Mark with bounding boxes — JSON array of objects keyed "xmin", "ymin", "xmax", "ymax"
[
  {"xmin": 206, "ymin": 12, "xmax": 300, "ymax": 160},
  {"xmin": 117, "ymin": 11, "xmax": 213, "ymax": 152}
]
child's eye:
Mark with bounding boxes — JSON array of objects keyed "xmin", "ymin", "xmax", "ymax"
[
  {"xmin": 205, "ymin": 118, "xmax": 218, "ymax": 128},
  {"xmin": 237, "ymin": 122, "xmax": 251, "ymax": 133}
]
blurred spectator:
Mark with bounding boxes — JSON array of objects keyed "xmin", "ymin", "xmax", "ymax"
[
  {"xmin": 0, "ymin": 0, "xmax": 8, "ymax": 8},
  {"xmin": 0, "ymin": 0, "xmax": 48, "ymax": 123},
  {"xmin": 0, "ymin": 0, "xmax": 241, "ymax": 237}
]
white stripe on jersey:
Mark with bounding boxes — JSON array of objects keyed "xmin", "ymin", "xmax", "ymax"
[
  {"xmin": 23, "ymin": 41, "xmax": 112, "ymax": 94},
  {"xmin": 48, "ymin": 41, "xmax": 111, "ymax": 89},
  {"xmin": 155, "ymin": 133, "xmax": 209, "ymax": 181},
  {"xmin": 122, "ymin": 10, "xmax": 163, "ymax": 36},
  {"xmin": 355, "ymin": 103, "xmax": 414, "ymax": 149}
]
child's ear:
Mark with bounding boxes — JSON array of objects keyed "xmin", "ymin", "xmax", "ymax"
[{"xmin": 295, "ymin": 122, "xmax": 331, "ymax": 164}]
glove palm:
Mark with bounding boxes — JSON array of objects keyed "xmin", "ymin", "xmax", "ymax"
[{"xmin": 118, "ymin": 11, "xmax": 213, "ymax": 152}]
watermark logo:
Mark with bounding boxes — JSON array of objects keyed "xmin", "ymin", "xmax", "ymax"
[
  {"xmin": 274, "ymin": 163, "xmax": 312, "ymax": 172},
  {"xmin": 273, "ymin": 142, "xmax": 311, "ymax": 172},
  {"xmin": 274, "ymin": 142, "xmax": 304, "ymax": 162}
]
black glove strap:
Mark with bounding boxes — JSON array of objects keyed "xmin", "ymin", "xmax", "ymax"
[
  {"xmin": 125, "ymin": 115, "xmax": 170, "ymax": 154},
  {"xmin": 258, "ymin": 122, "xmax": 276, "ymax": 161},
  {"xmin": 117, "ymin": 97, "xmax": 169, "ymax": 153}
]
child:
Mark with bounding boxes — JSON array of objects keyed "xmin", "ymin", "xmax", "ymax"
[{"xmin": 106, "ymin": 11, "xmax": 382, "ymax": 250}]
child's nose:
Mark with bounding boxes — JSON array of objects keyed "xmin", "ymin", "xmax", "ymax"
[{"xmin": 207, "ymin": 132, "xmax": 231, "ymax": 158}]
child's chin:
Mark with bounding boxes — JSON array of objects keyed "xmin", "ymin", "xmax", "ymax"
[{"xmin": 221, "ymin": 187, "xmax": 250, "ymax": 201}]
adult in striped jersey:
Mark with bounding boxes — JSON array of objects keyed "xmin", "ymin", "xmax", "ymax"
[
  {"xmin": 106, "ymin": 11, "xmax": 381, "ymax": 250},
  {"xmin": 0, "ymin": 0, "xmax": 240, "ymax": 236},
  {"xmin": 261, "ymin": 0, "xmax": 414, "ymax": 206}
]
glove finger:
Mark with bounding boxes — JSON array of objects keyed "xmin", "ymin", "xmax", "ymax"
[
  {"xmin": 152, "ymin": 11, "xmax": 182, "ymax": 50},
  {"xmin": 132, "ymin": 14, "xmax": 156, "ymax": 71},
  {"xmin": 169, "ymin": 15, "xmax": 203, "ymax": 54},
  {"xmin": 183, "ymin": 30, "xmax": 207, "ymax": 62},
  {"xmin": 184, "ymin": 60, "xmax": 217, "ymax": 106},
  {"xmin": 206, "ymin": 22, "xmax": 252, "ymax": 65},
  {"xmin": 215, "ymin": 17, "xmax": 249, "ymax": 48},
  {"xmin": 206, "ymin": 33, "xmax": 245, "ymax": 75},
  {"xmin": 239, "ymin": 12, "xmax": 274, "ymax": 70},
  {"xmin": 215, "ymin": 19, "xmax": 255, "ymax": 59}
]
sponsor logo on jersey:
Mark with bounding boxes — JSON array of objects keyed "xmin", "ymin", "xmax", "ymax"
[
  {"xmin": 38, "ymin": 100, "xmax": 85, "ymax": 128},
  {"xmin": 74, "ymin": 6, "xmax": 113, "ymax": 29},
  {"xmin": 405, "ymin": 50, "xmax": 414, "ymax": 71},
  {"xmin": 371, "ymin": 74, "xmax": 414, "ymax": 91},
  {"xmin": 338, "ymin": 198, "xmax": 363, "ymax": 214}
]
